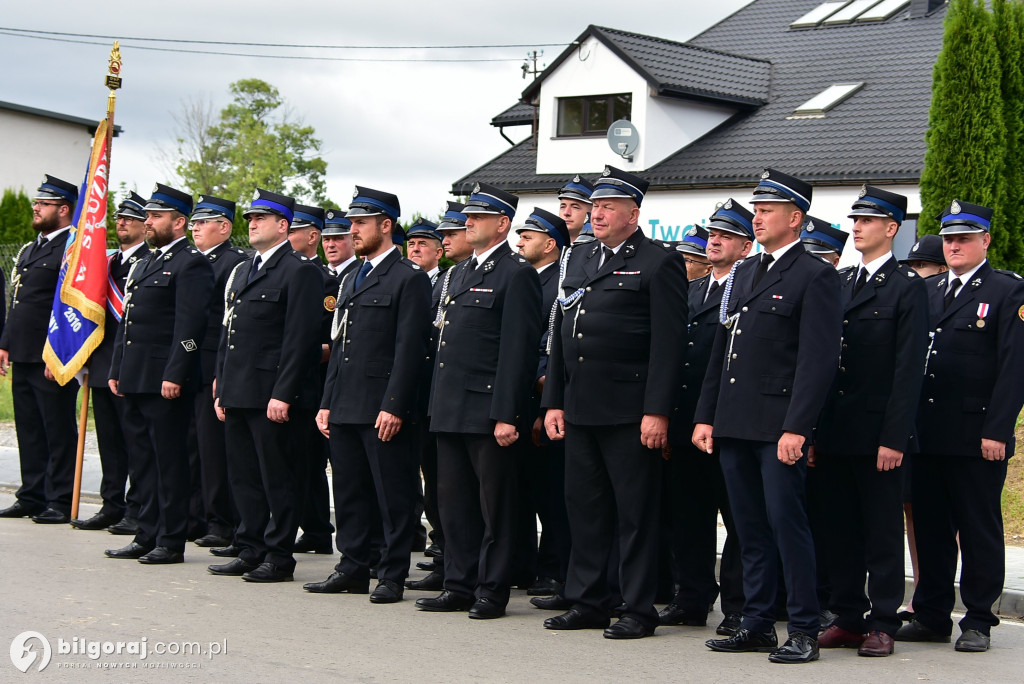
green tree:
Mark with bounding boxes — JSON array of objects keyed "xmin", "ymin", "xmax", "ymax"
[
  {"xmin": 172, "ymin": 79, "xmax": 330, "ymax": 240},
  {"xmin": 0, "ymin": 189, "xmax": 34, "ymax": 245},
  {"xmin": 993, "ymin": 0, "xmax": 1024, "ymax": 272},
  {"xmin": 919, "ymin": 0, "xmax": 1006, "ymax": 263}
]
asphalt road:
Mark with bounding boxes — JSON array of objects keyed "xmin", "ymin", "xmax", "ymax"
[{"xmin": 1, "ymin": 491, "xmax": 1022, "ymax": 683}]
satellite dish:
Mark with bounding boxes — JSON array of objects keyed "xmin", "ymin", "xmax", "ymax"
[{"xmin": 607, "ymin": 119, "xmax": 639, "ymax": 161}]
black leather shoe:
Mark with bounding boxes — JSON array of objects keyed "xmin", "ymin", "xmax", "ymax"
[
  {"xmin": 208, "ymin": 558, "xmax": 258, "ymax": 576},
  {"xmin": 303, "ymin": 571, "xmax": 369, "ymax": 594},
  {"xmin": 526, "ymin": 577, "xmax": 562, "ymax": 596},
  {"xmin": 416, "ymin": 560, "xmax": 437, "ymax": 571},
  {"xmin": 658, "ymin": 604, "xmax": 708, "ymax": 626},
  {"xmin": 293, "ymin": 536, "xmax": 334, "ymax": 554},
  {"xmin": 105, "ymin": 542, "xmax": 153, "ymax": 559},
  {"xmin": 531, "ymin": 594, "xmax": 572, "ymax": 611},
  {"xmin": 717, "ymin": 612, "xmax": 742, "ymax": 636},
  {"xmin": 706, "ymin": 628, "xmax": 779, "ymax": 653},
  {"xmin": 138, "ymin": 547, "xmax": 184, "ymax": 565},
  {"xmin": 405, "ymin": 570, "xmax": 445, "ymax": 591},
  {"xmin": 895, "ymin": 619, "xmax": 951, "ymax": 643},
  {"xmin": 468, "ymin": 597, "xmax": 505, "ymax": 619},
  {"xmin": 416, "ymin": 591, "xmax": 474, "ymax": 612},
  {"xmin": 107, "ymin": 518, "xmax": 139, "ymax": 535},
  {"xmin": 370, "ymin": 579, "xmax": 404, "ymax": 603},
  {"xmin": 604, "ymin": 616, "xmax": 654, "ymax": 639},
  {"xmin": 544, "ymin": 608, "xmax": 610, "ymax": 630},
  {"xmin": 424, "ymin": 543, "xmax": 443, "ymax": 558},
  {"xmin": 209, "ymin": 545, "xmax": 241, "ymax": 558},
  {"xmin": 242, "ymin": 562, "xmax": 293, "ymax": 582},
  {"xmin": 0, "ymin": 501, "xmax": 43, "ymax": 518},
  {"xmin": 31, "ymin": 508, "xmax": 70, "ymax": 524},
  {"xmin": 70, "ymin": 512, "xmax": 120, "ymax": 530},
  {"xmin": 611, "ymin": 603, "xmax": 627, "ymax": 618},
  {"xmin": 769, "ymin": 632, "xmax": 819, "ymax": 664},
  {"xmin": 954, "ymin": 628, "xmax": 990, "ymax": 652},
  {"xmin": 194, "ymin": 534, "xmax": 231, "ymax": 548}
]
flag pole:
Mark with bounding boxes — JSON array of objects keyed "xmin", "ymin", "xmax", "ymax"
[{"xmin": 71, "ymin": 42, "xmax": 122, "ymax": 520}]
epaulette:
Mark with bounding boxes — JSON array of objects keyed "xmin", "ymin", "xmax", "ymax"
[
  {"xmin": 233, "ymin": 247, "xmax": 247, "ymax": 256},
  {"xmin": 995, "ymin": 268, "xmax": 1023, "ymax": 281},
  {"xmin": 838, "ymin": 265, "xmax": 856, "ymax": 275},
  {"xmin": 895, "ymin": 263, "xmax": 920, "ymax": 279},
  {"xmin": 691, "ymin": 273, "xmax": 711, "ymax": 289},
  {"xmin": 291, "ymin": 251, "xmax": 310, "ymax": 261},
  {"xmin": 399, "ymin": 258, "xmax": 421, "ymax": 270}
]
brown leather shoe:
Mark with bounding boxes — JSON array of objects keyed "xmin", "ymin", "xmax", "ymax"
[
  {"xmin": 858, "ymin": 630, "xmax": 895, "ymax": 657},
  {"xmin": 818, "ymin": 624, "xmax": 865, "ymax": 648}
]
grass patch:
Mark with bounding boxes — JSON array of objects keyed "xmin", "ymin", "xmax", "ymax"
[{"xmin": 0, "ymin": 372, "xmax": 93, "ymax": 428}]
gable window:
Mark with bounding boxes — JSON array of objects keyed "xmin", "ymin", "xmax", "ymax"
[{"xmin": 556, "ymin": 94, "xmax": 631, "ymax": 137}]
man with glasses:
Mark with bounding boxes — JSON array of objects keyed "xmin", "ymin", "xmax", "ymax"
[
  {"xmin": 188, "ymin": 195, "xmax": 248, "ymax": 549},
  {"xmin": 0, "ymin": 176, "xmax": 81, "ymax": 524}
]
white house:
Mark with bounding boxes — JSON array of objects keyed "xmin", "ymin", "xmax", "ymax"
[
  {"xmin": 454, "ymin": 0, "xmax": 949, "ymax": 267},
  {"xmin": 0, "ymin": 100, "xmax": 122, "ymax": 195}
]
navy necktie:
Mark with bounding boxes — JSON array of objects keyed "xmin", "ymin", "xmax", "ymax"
[
  {"xmin": 355, "ymin": 260, "xmax": 373, "ymax": 288},
  {"xmin": 247, "ymin": 254, "xmax": 263, "ymax": 284}
]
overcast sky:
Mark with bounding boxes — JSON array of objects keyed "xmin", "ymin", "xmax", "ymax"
[{"xmin": 0, "ymin": 0, "xmax": 753, "ymax": 218}]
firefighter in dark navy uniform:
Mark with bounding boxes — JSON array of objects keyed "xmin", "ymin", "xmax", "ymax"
[
  {"xmin": 695, "ymin": 169, "xmax": 842, "ymax": 664},
  {"xmin": 416, "ymin": 182, "xmax": 542, "ymax": 620},
  {"xmin": 0, "ymin": 175, "xmax": 80, "ymax": 523},
  {"xmin": 187, "ymin": 195, "xmax": 248, "ymax": 549},
  {"xmin": 542, "ymin": 166, "xmax": 689, "ymax": 640},
  {"xmin": 661, "ymin": 200, "xmax": 753, "ymax": 636},
  {"xmin": 813, "ymin": 186, "xmax": 928, "ymax": 657},
  {"xmin": 104, "ymin": 183, "xmax": 215, "ymax": 565},
  {"xmin": 896, "ymin": 200, "xmax": 1024, "ymax": 653},
  {"xmin": 207, "ymin": 189, "xmax": 322, "ymax": 583},
  {"xmin": 303, "ymin": 186, "xmax": 431, "ymax": 603}
]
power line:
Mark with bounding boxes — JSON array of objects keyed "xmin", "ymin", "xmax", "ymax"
[
  {"xmin": 0, "ymin": 26, "xmax": 567, "ymax": 51},
  {"xmin": 0, "ymin": 31, "xmax": 530, "ymax": 62}
]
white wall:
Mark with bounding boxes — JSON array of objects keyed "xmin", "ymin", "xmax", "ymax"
[
  {"xmin": 534, "ymin": 36, "xmax": 737, "ymax": 174},
  {"xmin": 510, "ymin": 184, "xmax": 923, "ymax": 267},
  {"xmin": 0, "ymin": 109, "xmax": 94, "ymax": 196}
]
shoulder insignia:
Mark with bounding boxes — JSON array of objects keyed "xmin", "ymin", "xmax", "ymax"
[
  {"xmin": 483, "ymin": 260, "xmax": 495, "ymax": 272},
  {"xmin": 517, "ymin": 256, "xmax": 527, "ymax": 263},
  {"xmin": 995, "ymin": 268, "xmax": 1023, "ymax": 280},
  {"xmin": 324, "ymin": 295, "xmax": 337, "ymax": 312},
  {"xmin": 210, "ymin": 253, "xmax": 218, "ymax": 260},
  {"xmin": 181, "ymin": 339, "xmax": 197, "ymax": 352},
  {"xmin": 300, "ymin": 255, "xmax": 308, "ymax": 261},
  {"xmin": 819, "ymin": 256, "xmax": 830, "ymax": 264},
  {"xmin": 235, "ymin": 248, "xmax": 246, "ymax": 255},
  {"xmin": 410, "ymin": 262, "xmax": 421, "ymax": 269},
  {"xmin": 588, "ymin": 245, "xmax": 600, "ymax": 258},
  {"xmin": 190, "ymin": 248, "xmax": 198, "ymax": 254}
]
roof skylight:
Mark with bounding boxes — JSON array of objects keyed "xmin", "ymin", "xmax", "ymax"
[
  {"xmin": 857, "ymin": 0, "xmax": 911, "ymax": 22},
  {"xmin": 791, "ymin": 82, "xmax": 865, "ymax": 117},
  {"xmin": 823, "ymin": 0, "xmax": 883, "ymax": 24},
  {"xmin": 790, "ymin": 2, "xmax": 850, "ymax": 28}
]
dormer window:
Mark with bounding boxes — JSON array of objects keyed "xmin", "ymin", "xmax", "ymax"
[{"xmin": 556, "ymin": 94, "xmax": 631, "ymax": 137}]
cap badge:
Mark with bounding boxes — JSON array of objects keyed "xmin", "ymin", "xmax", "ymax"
[
  {"xmin": 572, "ymin": 175, "xmax": 581, "ymax": 183},
  {"xmin": 327, "ymin": 211, "xmax": 334, "ymax": 219},
  {"xmin": 951, "ymin": 200, "xmax": 961, "ymax": 214},
  {"xmin": 858, "ymin": 186, "xmax": 867, "ymax": 199},
  {"xmin": 602, "ymin": 167, "xmax": 611, "ymax": 177},
  {"xmin": 153, "ymin": 183, "xmax": 160, "ymax": 193},
  {"xmin": 252, "ymin": 190, "xmax": 261, "ymax": 201},
  {"xmin": 807, "ymin": 224, "xmax": 815, "ymax": 233},
  {"xmin": 473, "ymin": 182, "xmax": 481, "ymax": 193},
  {"xmin": 352, "ymin": 189, "xmax": 359, "ymax": 199},
  {"xmin": 723, "ymin": 199, "xmax": 732, "ymax": 210},
  {"xmin": 760, "ymin": 170, "xmax": 770, "ymax": 180},
  {"xmin": 686, "ymin": 227, "xmax": 697, "ymax": 237},
  {"xmin": 913, "ymin": 241, "xmax": 921, "ymax": 250},
  {"xmin": 197, "ymin": 196, "xmax": 205, "ymax": 204}
]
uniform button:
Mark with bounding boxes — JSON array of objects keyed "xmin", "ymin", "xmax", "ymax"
[
  {"xmin": 127, "ymin": 321, "xmax": 133, "ymax": 326},
  {"xmin": 782, "ymin": 388, "xmax": 787, "ymax": 393},
  {"xmin": 475, "ymin": 299, "xmax": 480, "ymax": 303},
  {"xmin": 126, "ymin": 340, "xmax": 132, "ymax": 345},
  {"xmin": 349, "ymin": 302, "xmax": 354, "ymax": 307},
  {"xmin": 682, "ymin": 385, "xmax": 687, "ymax": 390},
  {"xmin": 928, "ymin": 398, "xmax": 934, "ymax": 403},
  {"xmin": 731, "ymin": 353, "xmax": 737, "ymax": 359},
  {"xmin": 838, "ymin": 390, "xmax": 844, "ymax": 396},
  {"xmin": 741, "ymin": 307, "xmax": 748, "ymax": 313},
  {"xmin": 580, "ymin": 309, "xmax": 586, "ymax": 315},
  {"xmin": 936, "ymin": 327, "xmax": 942, "ymax": 333},
  {"xmin": 440, "ymin": 341, "xmax": 446, "ymax": 347},
  {"xmin": 618, "ymin": 282, "xmax": 623, "ymax": 286},
  {"xmin": 577, "ymin": 333, "xmax": 583, "ymax": 339},
  {"xmin": 684, "ymin": 362, "xmax": 690, "ymax": 367},
  {"xmin": 929, "ymin": 374, "xmax": 935, "ymax": 379},
  {"xmin": 578, "ymin": 356, "xmax": 584, "ymax": 362},
  {"xmin": 839, "ymin": 367, "xmax": 845, "ymax": 373},
  {"xmin": 842, "ymin": 344, "xmax": 847, "ymax": 350},
  {"xmin": 729, "ymin": 378, "xmax": 735, "ymax": 384},
  {"xmin": 771, "ymin": 306, "xmax": 776, "ymax": 311},
  {"xmin": 931, "ymin": 350, "xmax": 937, "ymax": 356},
  {"xmin": 688, "ymin": 342, "xmax": 694, "ymax": 347},
  {"xmin": 735, "ymin": 329, "xmax": 742, "ymax": 335},
  {"xmin": 229, "ymin": 344, "xmax": 234, "ymax": 350},
  {"xmin": 444, "ymin": 321, "xmax": 450, "ymax": 326},
  {"xmin": 843, "ymin": 319, "xmax": 848, "ymax": 326},
  {"xmin": 486, "ymin": 385, "xmax": 492, "ymax": 390},
  {"xmin": 586, "ymin": 287, "xmax": 592, "ymax": 292},
  {"xmin": 692, "ymin": 321, "xmax": 698, "ymax": 327},
  {"xmin": 439, "ymin": 363, "xmax": 444, "ymax": 368},
  {"xmin": 261, "ymin": 294, "xmax": 266, "ymax": 298}
]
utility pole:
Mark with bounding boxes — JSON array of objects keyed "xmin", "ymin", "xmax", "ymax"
[{"xmin": 521, "ymin": 50, "xmax": 544, "ymax": 80}]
